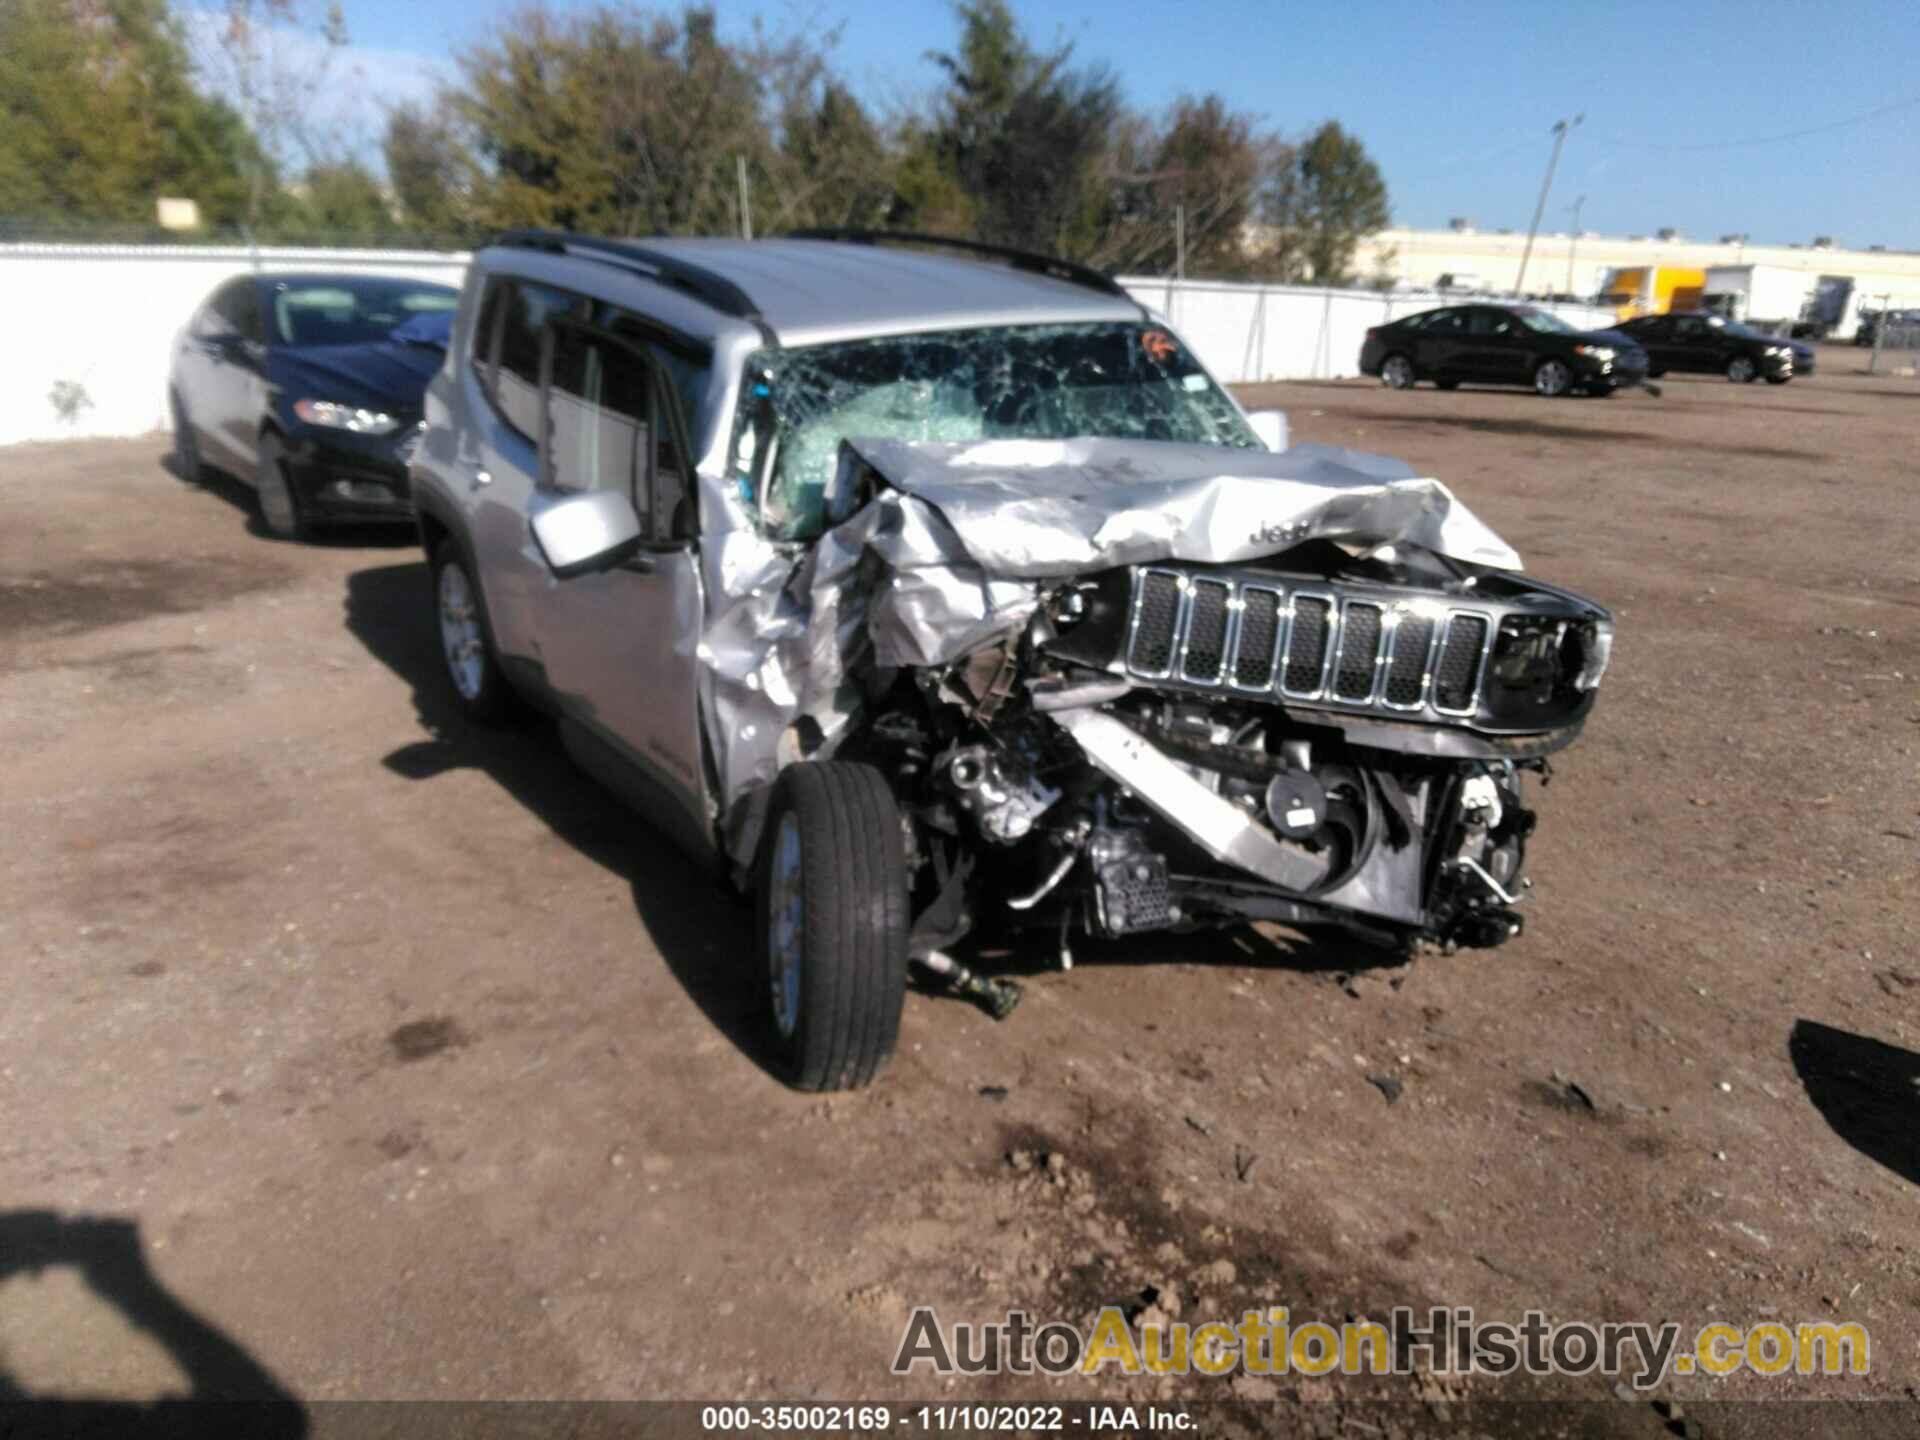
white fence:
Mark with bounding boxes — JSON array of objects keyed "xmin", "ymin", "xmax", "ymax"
[
  {"xmin": 1120, "ymin": 276, "xmax": 1617, "ymax": 388},
  {"xmin": 0, "ymin": 244, "xmax": 468, "ymax": 447},
  {"xmin": 0, "ymin": 244, "xmax": 1618, "ymax": 447}
]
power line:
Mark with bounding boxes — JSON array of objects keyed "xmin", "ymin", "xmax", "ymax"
[{"xmin": 1593, "ymin": 94, "xmax": 1920, "ymax": 152}]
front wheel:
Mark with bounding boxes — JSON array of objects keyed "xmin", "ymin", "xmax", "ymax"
[
  {"xmin": 756, "ymin": 762, "xmax": 909, "ymax": 1091},
  {"xmin": 255, "ymin": 431, "xmax": 311, "ymax": 541},
  {"xmin": 1727, "ymin": 356, "xmax": 1758, "ymax": 383},
  {"xmin": 1380, "ymin": 354, "xmax": 1416, "ymax": 389},
  {"xmin": 430, "ymin": 538, "xmax": 515, "ymax": 722},
  {"xmin": 1534, "ymin": 359, "xmax": 1573, "ymax": 397}
]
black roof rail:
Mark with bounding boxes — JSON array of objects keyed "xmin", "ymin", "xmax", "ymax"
[
  {"xmin": 488, "ymin": 229, "xmax": 768, "ymax": 330},
  {"xmin": 784, "ymin": 228, "xmax": 1137, "ymax": 304}
]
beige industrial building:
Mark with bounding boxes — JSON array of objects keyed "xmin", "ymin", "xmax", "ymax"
[{"xmin": 1352, "ymin": 224, "xmax": 1920, "ymax": 304}]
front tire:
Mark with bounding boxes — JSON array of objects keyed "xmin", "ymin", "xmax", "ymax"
[
  {"xmin": 1727, "ymin": 356, "xmax": 1758, "ymax": 383},
  {"xmin": 431, "ymin": 538, "xmax": 515, "ymax": 722},
  {"xmin": 756, "ymin": 762, "xmax": 909, "ymax": 1091},
  {"xmin": 1380, "ymin": 354, "xmax": 1416, "ymax": 389},
  {"xmin": 255, "ymin": 431, "xmax": 311, "ymax": 541},
  {"xmin": 1534, "ymin": 359, "xmax": 1573, "ymax": 397},
  {"xmin": 170, "ymin": 389, "xmax": 202, "ymax": 482}
]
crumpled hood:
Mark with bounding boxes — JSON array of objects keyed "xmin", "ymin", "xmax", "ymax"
[
  {"xmin": 843, "ymin": 436, "xmax": 1522, "ymax": 578},
  {"xmin": 700, "ymin": 436, "xmax": 1525, "ymax": 867}
]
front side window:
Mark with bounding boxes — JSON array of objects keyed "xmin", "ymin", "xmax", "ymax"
[
  {"xmin": 729, "ymin": 321, "xmax": 1259, "ymax": 541},
  {"xmin": 1467, "ymin": 309, "xmax": 1517, "ymax": 338},
  {"xmin": 543, "ymin": 325, "xmax": 654, "ymax": 516},
  {"xmin": 1516, "ymin": 308, "xmax": 1577, "ymax": 335}
]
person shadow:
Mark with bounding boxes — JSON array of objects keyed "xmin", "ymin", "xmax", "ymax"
[
  {"xmin": 0, "ymin": 1210, "xmax": 306, "ymax": 1438},
  {"xmin": 341, "ymin": 559, "xmax": 781, "ymax": 1082},
  {"xmin": 1789, "ymin": 1018, "xmax": 1920, "ymax": 1187}
]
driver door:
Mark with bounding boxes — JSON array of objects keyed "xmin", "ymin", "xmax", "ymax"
[{"xmin": 529, "ymin": 316, "xmax": 713, "ymax": 856}]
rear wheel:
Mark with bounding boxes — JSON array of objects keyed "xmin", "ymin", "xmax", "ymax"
[
  {"xmin": 170, "ymin": 390, "xmax": 202, "ymax": 482},
  {"xmin": 1533, "ymin": 359, "xmax": 1573, "ymax": 397},
  {"xmin": 255, "ymin": 431, "xmax": 311, "ymax": 541},
  {"xmin": 1726, "ymin": 355, "xmax": 1757, "ymax": 383},
  {"xmin": 1380, "ymin": 354, "xmax": 1416, "ymax": 389},
  {"xmin": 755, "ymin": 762, "xmax": 909, "ymax": 1091},
  {"xmin": 431, "ymin": 538, "xmax": 515, "ymax": 722}
]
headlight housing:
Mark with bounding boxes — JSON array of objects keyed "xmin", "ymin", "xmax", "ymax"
[
  {"xmin": 293, "ymin": 398, "xmax": 401, "ymax": 435},
  {"xmin": 1573, "ymin": 344, "xmax": 1615, "ymax": 361}
]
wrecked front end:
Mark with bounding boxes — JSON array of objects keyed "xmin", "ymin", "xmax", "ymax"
[{"xmin": 707, "ymin": 437, "xmax": 1613, "ymax": 987}]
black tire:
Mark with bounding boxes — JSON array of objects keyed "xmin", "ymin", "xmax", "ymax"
[
  {"xmin": 1434, "ymin": 379, "xmax": 1460, "ymax": 391},
  {"xmin": 170, "ymin": 389, "xmax": 203, "ymax": 482},
  {"xmin": 429, "ymin": 537, "xmax": 516, "ymax": 723},
  {"xmin": 1380, "ymin": 353, "xmax": 1417, "ymax": 389},
  {"xmin": 755, "ymin": 762, "xmax": 909, "ymax": 1091},
  {"xmin": 255, "ymin": 430, "xmax": 312, "ymax": 541}
]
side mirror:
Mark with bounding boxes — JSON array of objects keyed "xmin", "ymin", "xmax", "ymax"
[
  {"xmin": 530, "ymin": 489, "xmax": 643, "ymax": 579},
  {"xmin": 1245, "ymin": 408, "xmax": 1289, "ymax": 453}
]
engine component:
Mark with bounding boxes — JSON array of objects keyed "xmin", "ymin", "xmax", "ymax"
[
  {"xmin": 1050, "ymin": 707, "xmax": 1324, "ymax": 892},
  {"xmin": 944, "ymin": 744, "xmax": 1060, "ymax": 844},
  {"xmin": 1264, "ymin": 771, "xmax": 1328, "ymax": 839},
  {"xmin": 915, "ymin": 949, "xmax": 1022, "ymax": 1019},
  {"xmin": 1088, "ymin": 828, "xmax": 1173, "ymax": 937}
]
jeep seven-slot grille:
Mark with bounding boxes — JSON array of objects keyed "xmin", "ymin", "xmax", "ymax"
[{"xmin": 1124, "ymin": 567, "xmax": 1494, "ymax": 717}]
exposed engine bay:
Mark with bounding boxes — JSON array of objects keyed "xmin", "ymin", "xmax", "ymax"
[
  {"xmin": 702, "ymin": 435, "xmax": 1613, "ymax": 1009},
  {"xmin": 840, "ymin": 538, "xmax": 1609, "ymax": 991}
]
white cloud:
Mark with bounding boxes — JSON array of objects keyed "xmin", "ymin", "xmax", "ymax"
[{"xmin": 181, "ymin": 7, "xmax": 454, "ymax": 170}]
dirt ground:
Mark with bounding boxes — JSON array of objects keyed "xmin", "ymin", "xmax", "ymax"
[{"xmin": 2, "ymin": 354, "xmax": 1915, "ymax": 1435}]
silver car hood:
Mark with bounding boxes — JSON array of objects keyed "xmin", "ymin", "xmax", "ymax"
[{"xmin": 699, "ymin": 437, "xmax": 1522, "ymax": 866}]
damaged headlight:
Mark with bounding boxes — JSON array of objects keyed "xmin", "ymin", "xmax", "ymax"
[{"xmin": 1567, "ymin": 618, "xmax": 1614, "ymax": 692}]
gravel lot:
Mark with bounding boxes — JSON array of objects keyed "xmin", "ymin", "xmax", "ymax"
[{"xmin": 2, "ymin": 356, "xmax": 1915, "ymax": 1434}]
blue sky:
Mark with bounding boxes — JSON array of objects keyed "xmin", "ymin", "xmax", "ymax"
[{"xmin": 249, "ymin": 0, "xmax": 1920, "ymax": 248}]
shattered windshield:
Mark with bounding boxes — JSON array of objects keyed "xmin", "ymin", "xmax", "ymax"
[{"xmin": 730, "ymin": 322, "xmax": 1261, "ymax": 540}]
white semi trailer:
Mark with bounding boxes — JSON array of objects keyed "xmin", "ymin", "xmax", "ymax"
[{"xmin": 1702, "ymin": 265, "xmax": 1817, "ymax": 334}]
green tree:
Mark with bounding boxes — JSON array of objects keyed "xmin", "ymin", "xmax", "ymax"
[
  {"xmin": 1256, "ymin": 121, "xmax": 1391, "ymax": 285},
  {"xmin": 1086, "ymin": 94, "xmax": 1271, "ymax": 276},
  {"xmin": 279, "ymin": 160, "xmax": 396, "ymax": 242},
  {"xmin": 918, "ymin": 0, "xmax": 1120, "ymax": 258},
  {"xmin": 450, "ymin": 4, "xmax": 839, "ymax": 238},
  {"xmin": 764, "ymin": 80, "xmax": 892, "ymax": 231},
  {"xmin": 0, "ymin": 0, "xmax": 259, "ymax": 231},
  {"xmin": 383, "ymin": 101, "xmax": 470, "ymax": 238}
]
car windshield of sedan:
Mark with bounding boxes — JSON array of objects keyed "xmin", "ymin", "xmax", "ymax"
[
  {"xmin": 1515, "ymin": 309, "xmax": 1577, "ymax": 335},
  {"xmin": 732, "ymin": 321, "xmax": 1261, "ymax": 541},
  {"xmin": 271, "ymin": 280, "xmax": 458, "ymax": 348}
]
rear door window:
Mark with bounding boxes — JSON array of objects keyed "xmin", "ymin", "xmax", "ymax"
[{"xmin": 494, "ymin": 281, "xmax": 584, "ymax": 439}]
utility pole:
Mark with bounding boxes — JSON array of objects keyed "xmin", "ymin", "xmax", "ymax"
[
  {"xmin": 737, "ymin": 155, "xmax": 753, "ymax": 241},
  {"xmin": 1565, "ymin": 195, "xmax": 1586, "ymax": 296},
  {"xmin": 1516, "ymin": 114, "xmax": 1582, "ymax": 297}
]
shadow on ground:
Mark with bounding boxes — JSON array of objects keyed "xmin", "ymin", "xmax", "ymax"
[
  {"xmin": 162, "ymin": 454, "xmax": 414, "ymax": 550},
  {"xmin": 1790, "ymin": 1018, "xmax": 1920, "ymax": 1187},
  {"xmin": 342, "ymin": 560, "xmax": 779, "ymax": 1082},
  {"xmin": 0, "ymin": 1210, "xmax": 306, "ymax": 1436}
]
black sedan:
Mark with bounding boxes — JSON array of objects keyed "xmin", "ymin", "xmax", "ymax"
[
  {"xmin": 169, "ymin": 273, "xmax": 459, "ymax": 539},
  {"xmin": 1359, "ymin": 303, "xmax": 1650, "ymax": 397},
  {"xmin": 1615, "ymin": 311, "xmax": 1815, "ymax": 384}
]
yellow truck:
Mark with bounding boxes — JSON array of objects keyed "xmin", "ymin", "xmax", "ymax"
[{"xmin": 1597, "ymin": 265, "xmax": 1706, "ymax": 321}]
